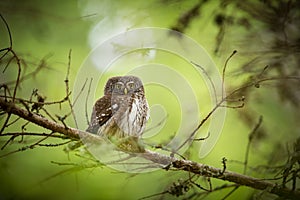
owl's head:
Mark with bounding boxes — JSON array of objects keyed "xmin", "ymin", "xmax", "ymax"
[{"xmin": 104, "ymin": 76, "xmax": 145, "ymax": 95}]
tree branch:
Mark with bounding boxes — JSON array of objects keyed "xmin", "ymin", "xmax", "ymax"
[
  {"xmin": 1, "ymin": 97, "xmax": 299, "ymax": 199},
  {"xmin": 0, "ymin": 97, "xmax": 91, "ymax": 141}
]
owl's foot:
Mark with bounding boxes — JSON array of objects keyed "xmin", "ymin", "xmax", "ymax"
[{"xmin": 115, "ymin": 136, "xmax": 145, "ymax": 153}]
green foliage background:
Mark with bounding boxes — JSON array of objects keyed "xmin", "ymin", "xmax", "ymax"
[{"xmin": 0, "ymin": 0, "xmax": 299, "ymax": 199}]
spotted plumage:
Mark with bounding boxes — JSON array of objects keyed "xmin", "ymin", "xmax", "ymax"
[{"xmin": 86, "ymin": 76, "xmax": 149, "ymax": 140}]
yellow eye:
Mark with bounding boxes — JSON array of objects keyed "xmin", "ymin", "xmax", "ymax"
[
  {"xmin": 127, "ymin": 82, "xmax": 135, "ymax": 89},
  {"xmin": 115, "ymin": 83, "xmax": 123, "ymax": 90}
]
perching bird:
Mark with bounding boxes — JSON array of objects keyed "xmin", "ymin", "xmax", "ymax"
[{"xmin": 86, "ymin": 76, "xmax": 149, "ymax": 151}]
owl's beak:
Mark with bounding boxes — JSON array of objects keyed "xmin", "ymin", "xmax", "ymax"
[{"xmin": 124, "ymin": 87, "xmax": 128, "ymax": 94}]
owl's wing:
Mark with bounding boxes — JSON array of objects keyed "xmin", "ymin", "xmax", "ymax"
[{"xmin": 86, "ymin": 95, "xmax": 119, "ymax": 134}]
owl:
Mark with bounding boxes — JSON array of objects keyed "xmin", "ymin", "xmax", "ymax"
[{"xmin": 86, "ymin": 76, "xmax": 149, "ymax": 143}]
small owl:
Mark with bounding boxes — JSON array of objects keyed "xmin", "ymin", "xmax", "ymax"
[{"xmin": 86, "ymin": 76, "xmax": 149, "ymax": 141}]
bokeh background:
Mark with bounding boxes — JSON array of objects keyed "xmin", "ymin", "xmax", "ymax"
[{"xmin": 0, "ymin": 0, "xmax": 299, "ymax": 199}]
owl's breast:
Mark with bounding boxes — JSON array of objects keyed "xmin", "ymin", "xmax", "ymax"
[
  {"xmin": 97, "ymin": 95, "xmax": 149, "ymax": 138},
  {"xmin": 115, "ymin": 97, "xmax": 149, "ymax": 137}
]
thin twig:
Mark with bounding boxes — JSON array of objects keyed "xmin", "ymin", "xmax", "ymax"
[
  {"xmin": 85, "ymin": 78, "xmax": 93, "ymax": 126},
  {"xmin": 0, "ymin": 94, "xmax": 71, "ymax": 105},
  {"xmin": 175, "ymin": 98, "xmax": 225, "ymax": 152},
  {"xmin": 0, "ymin": 132, "xmax": 68, "ymax": 139},
  {"xmin": 176, "ymin": 51, "xmax": 238, "ymax": 151},
  {"xmin": 0, "ymin": 14, "xmax": 21, "ymax": 133},
  {"xmin": 191, "ymin": 61, "xmax": 218, "ymax": 104},
  {"xmin": 222, "ymin": 50, "xmax": 237, "ymax": 99},
  {"xmin": 0, "ymin": 114, "xmax": 12, "ymax": 134},
  {"xmin": 65, "ymin": 49, "xmax": 78, "ymax": 128},
  {"xmin": 38, "ymin": 140, "xmax": 72, "ymax": 147},
  {"xmin": 0, "ymin": 14, "xmax": 12, "ymax": 47},
  {"xmin": 0, "ymin": 131, "xmax": 54, "ymax": 158},
  {"xmin": 221, "ymin": 186, "xmax": 240, "ymax": 200},
  {"xmin": 71, "ymin": 78, "xmax": 88, "ymax": 106},
  {"xmin": 244, "ymin": 116, "xmax": 263, "ymax": 174}
]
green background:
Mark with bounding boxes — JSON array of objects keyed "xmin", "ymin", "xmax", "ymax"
[{"xmin": 0, "ymin": 0, "xmax": 299, "ymax": 199}]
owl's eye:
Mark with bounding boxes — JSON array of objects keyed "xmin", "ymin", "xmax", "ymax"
[
  {"xmin": 127, "ymin": 82, "xmax": 135, "ymax": 89},
  {"xmin": 114, "ymin": 83, "xmax": 123, "ymax": 90}
]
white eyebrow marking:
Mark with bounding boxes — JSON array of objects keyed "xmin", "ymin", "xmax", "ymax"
[{"xmin": 112, "ymin": 104, "xmax": 118, "ymax": 109}]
